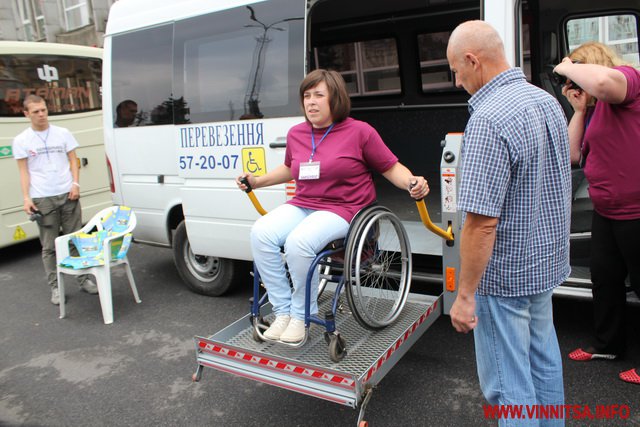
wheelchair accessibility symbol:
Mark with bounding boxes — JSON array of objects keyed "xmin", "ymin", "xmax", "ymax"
[{"xmin": 242, "ymin": 148, "xmax": 266, "ymax": 176}]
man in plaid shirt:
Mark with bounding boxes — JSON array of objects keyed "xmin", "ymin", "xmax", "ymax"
[{"xmin": 447, "ymin": 20, "xmax": 571, "ymax": 425}]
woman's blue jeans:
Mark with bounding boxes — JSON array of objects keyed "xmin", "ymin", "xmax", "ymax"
[
  {"xmin": 250, "ymin": 204, "xmax": 349, "ymax": 321},
  {"xmin": 474, "ymin": 289, "xmax": 565, "ymax": 426}
]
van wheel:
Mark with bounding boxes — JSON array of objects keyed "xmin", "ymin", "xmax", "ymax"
[{"xmin": 173, "ymin": 221, "xmax": 236, "ymax": 296}]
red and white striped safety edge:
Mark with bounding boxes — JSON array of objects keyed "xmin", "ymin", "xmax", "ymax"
[
  {"xmin": 198, "ymin": 340, "xmax": 356, "ymax": 390},
  {"xmin": 363, "ymin": 299, "xmax": 439, "ymax": 382}
]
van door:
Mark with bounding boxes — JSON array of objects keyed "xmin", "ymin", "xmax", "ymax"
[{"xmin": 173, "ymin": 0, "xmax": 306, "ymax": 260}]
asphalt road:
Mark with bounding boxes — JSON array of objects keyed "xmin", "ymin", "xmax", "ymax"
[{"xmin": 1, "ymin": 239, "xmax": 639, "ymax": 427}]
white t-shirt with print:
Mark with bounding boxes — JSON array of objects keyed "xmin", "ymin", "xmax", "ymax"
[{"xmin": 12, "ymin": 124, "xmax": 79, "ymax": 198}]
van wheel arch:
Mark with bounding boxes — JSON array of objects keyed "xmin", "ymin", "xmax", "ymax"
[{"xmin": 172, "ymin": 221, "xmax": 236, "ymax": 296}]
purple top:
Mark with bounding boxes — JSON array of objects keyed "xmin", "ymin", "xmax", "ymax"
[
  {"xmin": 581, "ymin": 65, "xmax": 640, "ymax": 220},
  {"xmin": 284, "ymin": 117, "xmax": 398, "ymax": 222}
]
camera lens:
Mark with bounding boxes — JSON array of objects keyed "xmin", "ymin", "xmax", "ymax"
[{"xmin": 552, "ymin": 72, "xmax": 566, "ymax": 86}]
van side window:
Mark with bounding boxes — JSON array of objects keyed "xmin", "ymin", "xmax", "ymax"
[
  {"xmin": 315, "ymin": 38, "xmax": 401, "ymax": 96},
  {"xmin": 566, "ymin": 14, "xmax": 639, "ymax": 65},
  {"xmin": 417, "ymin": 32, "xmax": 454, "ymax": 91},
  {"xmin": 172, "ymin": 0, "xmax": 304, "ymax": 123},
  {"xmin": 111, "ymin": 24, "xmax": 173, "ymax": 127}
]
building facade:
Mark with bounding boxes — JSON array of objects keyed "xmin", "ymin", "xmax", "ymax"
[{"xmin": 0, "ymin": 0, "xmax": 117, "ymax": 47}]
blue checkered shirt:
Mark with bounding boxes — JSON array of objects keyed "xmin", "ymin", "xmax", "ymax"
[{"xmin": 458, "ymin": 68, "xmax": 572, "ymax": 297}]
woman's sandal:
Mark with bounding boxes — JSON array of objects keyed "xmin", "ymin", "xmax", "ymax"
[
  {"xmin": 619, "ymin": 368, "xmax": 640, "ymax": 385},
  {"xmin": 568, "ymin": 347, "xmax": 617, "ymax": 361}
]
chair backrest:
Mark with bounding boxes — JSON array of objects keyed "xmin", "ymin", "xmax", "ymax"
[{"xmin": 100, "ymin": 205, "xmax": 136, "ymax": 234}]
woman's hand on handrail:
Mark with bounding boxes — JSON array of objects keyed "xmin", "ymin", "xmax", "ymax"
[
  {"xmin": 407, "ymin": 176, "xmax": 429, "ymax": 200},
  {"xmin": 236, "ymin": 173, "xmax": 256, "ymax": 193}
]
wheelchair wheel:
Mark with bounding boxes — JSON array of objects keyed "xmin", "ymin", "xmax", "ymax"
[
  {"xmin": 344, "ymin": 206, "xmax": 412, "ymax": 330},
  {"xmin": 325, "ymin": 332, "xmax": 347, "ymax": 362}
]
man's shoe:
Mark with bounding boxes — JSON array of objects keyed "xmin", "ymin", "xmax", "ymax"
[
  {"xmin": 569, "ymin": 347, "xmax": 617, "ymax": 361},
  {"xmin": 263, "ymin": 315, "xmax": 290, "ymax": 340},
  {"xmin": 80, "ymin": 279, "xmax": 99, "ymax": 295},
  {"xmin": 280, "ymin": 318, "xmax": 306, "ymax": 343},
  {"xmin": 51, "ymin": 287, "xmax": 60, "ymax": 305}
]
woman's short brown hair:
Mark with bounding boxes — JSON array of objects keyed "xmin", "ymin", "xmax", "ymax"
[{"xmin": 299, "ymin": 69, "xmax": 351, "ymax": 123}]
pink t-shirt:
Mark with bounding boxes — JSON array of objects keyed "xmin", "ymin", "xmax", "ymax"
[
  {"xmin": 285, "ymin": 117, "xmax": 398, "ymax": 222},
  {"xmin": 581, "ymin": 66, "xmax": 640, "ymax": 220}
]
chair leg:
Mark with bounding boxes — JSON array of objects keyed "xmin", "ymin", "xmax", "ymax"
[
  {"xmin": 123, "ymin": 260, "xmax": 141, "ymax": 303},
  {"xmin": 95, "ymin": 274, "xmax": 114, "ymax": 325},
  {"xmin": 58, "ymin": 270, "xmax": 66, "ymax": 319}
]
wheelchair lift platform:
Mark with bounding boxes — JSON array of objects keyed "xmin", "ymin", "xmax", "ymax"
[
  {"xmin": 193, "ymin": 286, "xmax": 442, "ymax": 418},
  {"xmin": 192, "ymin": 134, "xmax": 465, "ymax": 426}
]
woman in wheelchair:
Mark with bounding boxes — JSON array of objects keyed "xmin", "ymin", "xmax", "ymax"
[{"xmin": 236, "ymin": 69, "xmax": 429, "ymax": 343}]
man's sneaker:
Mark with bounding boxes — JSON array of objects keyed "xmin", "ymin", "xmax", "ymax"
[
  {"xmin": 51, "ymin": 287, "xmax": 60, "ymax": 305},
  {"xmin": 569, "ymin": 347, "xmax": 618, "ymax": 361},
  {"xmin": 280, "ymin": 318, "xmax": 306, "ymax": 343},
  {"xmin": 80, "ymin": 279, "xmax": 99, "ymax": 295},
  {"xmin": 263, "ymin": 315, "xmax": 290, "ymax": 340}
]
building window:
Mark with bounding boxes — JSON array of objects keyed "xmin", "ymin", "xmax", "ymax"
[
  {"xmin": 62, "ymin": 0, "xmax": 90, "ymax": 30},
  {"xmin": 567, "ymin": 14, "xmax": 639, "ymax": 66},
  {"xmin": 315, "ymin": 38, "xmax": 401, "ymax": 96},
  {"xmin": 17, "ymin": 0, "xmax": 45, "ymax": 41}
]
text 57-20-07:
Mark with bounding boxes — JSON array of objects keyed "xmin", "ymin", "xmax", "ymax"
[{"xmin": 179, "ymin": 155, "xmax": 239, "ymax": 170}]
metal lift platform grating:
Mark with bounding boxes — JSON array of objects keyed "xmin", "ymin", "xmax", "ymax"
[{"xmin": 194, "ymin": 286, "xmax": 442, "ymax": 411}]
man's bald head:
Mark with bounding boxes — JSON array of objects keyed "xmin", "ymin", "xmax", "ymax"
[
  {"xmin": 446, "ymin": 20, "xmax": 510, "ymax": 95},
  {"xmin": 448, "ymin": 20, "xmax": 507, "ymax": 64}
]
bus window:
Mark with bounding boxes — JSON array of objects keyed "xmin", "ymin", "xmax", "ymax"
[
  {"xmin": 566, "ymin": 14, "xmax": 639, "ymax": 65},
  {"xmin": 417, "ymin": 32, "xmax": 454, "ymax": 91},
  {"xmin": 0, "ymin": 54, "xmax": 101, "ymax": 116},
  {"xmin": 314, "ymin": 43, "xmax": 358, "ymax": 94},
  {"xmin": 315, "ymin": 38, "xmax": 401, "ymax": 96},
  {"xmin": 111, "ymin": 24, "xmax": 173, "ymax": 127},
  {"xmin": 172, "ymin": 0, "xmax": 304, "ymax": 123}
]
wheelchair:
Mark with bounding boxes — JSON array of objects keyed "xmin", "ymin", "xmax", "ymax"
[{"xmin": 241, "ymin": 178, "xmax": 452, "ymax": 362}]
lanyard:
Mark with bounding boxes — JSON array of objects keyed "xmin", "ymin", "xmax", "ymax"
[
  {"xmin": 34, "ymin": 128, "xmax": 51, "ymax": 160},
  {"xmin": 309, "ymin": 123, "xmax": 334, "ymax": 162}
]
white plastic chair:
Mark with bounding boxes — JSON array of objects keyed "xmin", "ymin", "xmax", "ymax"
[{"xmin": 55, "ymin": 205, "xmax": 141, "ymax": 324}]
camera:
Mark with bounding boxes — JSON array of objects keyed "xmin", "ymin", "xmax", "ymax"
[
  {"xmin": 552, "ymin": 72, "xmax": 581, "ymax": 90},
  {"xmin": 29, "ymin": 210, "xmax": 43, "ymax": 222}
]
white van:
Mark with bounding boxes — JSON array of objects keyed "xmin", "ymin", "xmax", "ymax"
[{"xmin": 103, "ymin": 0, "xmax": 639, "ymax": 296}]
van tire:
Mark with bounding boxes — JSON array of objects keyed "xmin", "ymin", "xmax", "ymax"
[{"xmin": 173, "ymin": 221, "xmax": 236, "ymax": 296}]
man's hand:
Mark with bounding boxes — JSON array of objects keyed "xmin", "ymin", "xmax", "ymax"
[
  {"xmin": 68, "ymin": 185, "xmax": 80, "ymax": 200},
  {"xmin": 450, "ymin": 293, "xmax": 478, "ymax": 333},
  {"xmin": 23, "ymin": 199, "xmax": 37, "ymax": 215}
]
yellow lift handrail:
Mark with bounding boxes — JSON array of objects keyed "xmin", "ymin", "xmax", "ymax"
[{"xmin": 240, "ymin": 177, "xmax": 453, "ymax": 242}]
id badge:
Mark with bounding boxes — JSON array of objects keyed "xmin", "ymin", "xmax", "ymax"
[{"xmin": 299, "ymin": 161, "xmax": 320, "ymax": 180}]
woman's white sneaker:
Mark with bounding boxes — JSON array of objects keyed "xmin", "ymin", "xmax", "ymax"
[
  {"xmin": 280, "ymin": 318, "xmax": 306, "ymax": 343},
  {"xmin": 263, "ymin": 315, "xmax": 290, "ymax": 340}
]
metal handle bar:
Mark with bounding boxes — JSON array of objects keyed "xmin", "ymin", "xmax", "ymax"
[
  {"xmin": 241, "ymin": 177, "xmax": 453, "ymax": 242},
  {"xmin": 415, "ymin": 198, "xmax": 454, "ymax": 241},
  {"xmin": 240, "ymin": 177, "xmax": 268, "ymax": 216},
  {"xmin": 410, "ymin": 181, "xmax": 454, "ymax": 242}
]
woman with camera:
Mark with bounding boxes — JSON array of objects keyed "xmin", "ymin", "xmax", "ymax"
[{"xmin": 554, "ymin": 42, "xmax": 640, "ymax": 385}]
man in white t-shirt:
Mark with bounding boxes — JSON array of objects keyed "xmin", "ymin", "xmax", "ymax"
[{"xmin": 13, "ymin": 95, "xmax": 98, "ymax": 305}]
